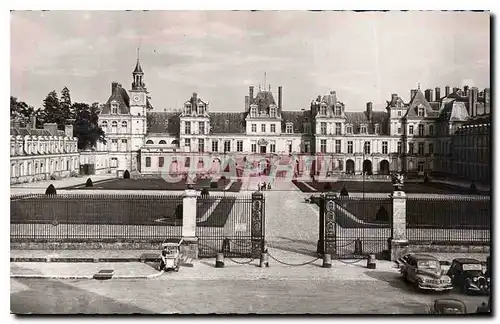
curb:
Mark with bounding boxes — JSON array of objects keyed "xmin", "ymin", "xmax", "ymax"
[
  {"xmin": 11, "ymin": 257, "xmax": 160, "ymax": 263},
  {"xmin": 10, "ymin": 271, "xmax": 165, "ymax": 280}
]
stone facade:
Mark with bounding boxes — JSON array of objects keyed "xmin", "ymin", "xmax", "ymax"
[{"xmin": 10, "ymin": 118, "xmax": 79, "ymax": 184}]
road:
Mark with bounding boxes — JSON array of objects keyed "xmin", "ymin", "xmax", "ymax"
[{"xmin": 11, "ymin": 277, "xmax": 488, "ymax": 314}]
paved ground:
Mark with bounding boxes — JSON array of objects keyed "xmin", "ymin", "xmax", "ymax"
[
  {"xmin": 10, "ymin": 276, "xmax": 488, "ymax": 314},
  {"xmin": 10, "ymin": 175, "xmax": 116, "ymax": 196}
]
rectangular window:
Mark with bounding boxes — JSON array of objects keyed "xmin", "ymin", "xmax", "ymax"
[
  {"xmin": 364, "ymin": 141, "xmax": 371, "ymax": 154},
  {"xmin": 198, "ymin": 139, "xmax": 204, "ymax": 153},
  {"xmin": 418, "ymin": 108, "xmax": 425, "ymax": 117},
  {"xmin": 270, "ymin": 107, "xmax": 276, "ymax": 118},
  {"xmin": 270, "ymin": 143, "xmax": 276, "ymax": 153},
  {"xmin": 261, "ymin": 124, "xmax": 266, "ymax": 133},
  {"xmin": 237, "ymin": 141, "xmax": 243, "ymax": 152},
  {"xmin": 304, "ymin": 141, "xmax": 310, "ymax": 153},
  {"xmin": 185, "ymin": 157, "xmax": 191, "ymax": 167},
  {"xmin": 418, "ymin": 142, "xmax": 424, "ymax": 155},
  {"xmin": 335, "ymin": 106, "xmax": 342, "ymax": 116},
  {"xmin": 251, "ymin": 106, "xmax": 257, "ymax": 117},
  {"xmin": 185, "ymin": 122, "xmax": 191, "ymax": 134},
  {"xmin": 288, "ymin": 143, "xmax": 292, "ymax": 153},
  {"xmin": 361, "ymin": 126, "xmax": 367, "ymax": 134},
  {"xmin": 185, "ymin": 138, "xmax": 191, "ymax": 147},
  {"xmin": 145, "ymin": 157, "xmax": 151, "ymax": 167},
  {"xmin": 347, "ymin": 141, "xmax": 353, "ymax": 154},
  {"xmin": 286, "ymin": 124, "xmax": 293, "ymax": 134},
  {"xmin": 271, "ymin": 124, "xmax": 276, "ymax": 133},
  {"xmin": 335, "ymin": 123, "xmax": 341, "ymax": 135},
  {"xmin": 111, "ymin": 139, "xmax": 118, "ymax": 152},
  {"xmin": 409, "ymin": 143, "xmax": 414, "ymax": 154},
  {"xmin": 428, "ymin": 143, "xmax": 434, "ymax": 155},
  {"xmin": 121, "ymin": 139, "xmax": 127, "ymax": 151},
  {"xmin": 251, "ymin": 143, "xmax": 257, "ymax": 153},
  {"xmin": 320, "ymin": 106, "xmax": 326, "ymax": 115},
  {"xmin": 212, "ymin": 140, "xmax": 218, "ymax": 152},
  {"xmin": 409, "ymin": 125, "xmax": 414, "ymax": 135},
  {"xmin": 382, "ymin": 141, "xmax": 388, "ymax": 154},
  {"xmin": 375, "ymin": 124, "xmax": 380, "ymax": 134},
  {"xmin": 321, "ymin": 122, "xmax": 327, "ymax": 135},
  {"xmin": 418, "ymin": 124, "xmax": 424, "ymax": 136},
  {"xmin": 397, "ymin": 127, "xmax": 402, "ymax": 134},
  {"xmin": 335, "ymin": 140, "xmax": 341, "ymax": 153},
  {"xmin": 158, "ymin": 157, "xmax": 164, "ymax": 167},
  {"xmin": 304, "ymin": 124, "xmax": 311, "ymax": 133},
  {"xmin": 251, "ymin": 124, "xmax": 257, "ymax": 132},
  {"xmin": 429, "ymin": 125, "xmax": 434, "ymax": 136},
  {"xmin": 346, "ymin": 126, "xmax": 352, "ymax": 134},
  {"xmin": 397, "ymin": 110, "xmax": 402, "ymax": 117},
  {"xmin": 111, "ymin": 103, "xmax": 118, "ymax": 114},
  {"xmin": 397, "ymin": 141, "xmax": 402, "ymax": 154},
  {"xmin": 224, "ymin": 140, "xmax": 231, "ymax": 153},
  {"xmin": 199, "ymin": 122, "xmax": 205, "ymax": 134},
  {"xmin": 320, "ymin": 139, "xmax": 327, "ymax": 153}
]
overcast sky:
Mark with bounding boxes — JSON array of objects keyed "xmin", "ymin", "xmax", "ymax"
[{"xmin": 11, "ymin": 11, "xmax": 490, "ymax": 112}]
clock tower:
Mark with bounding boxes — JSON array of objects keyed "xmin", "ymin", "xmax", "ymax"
[{"xmin": 129, "ymin": 48, "xmax": 148, "ymax": 116}]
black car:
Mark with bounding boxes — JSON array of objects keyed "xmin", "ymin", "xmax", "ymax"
[{"xmin": 447, "ymin": 258, "xmax": 490, "ymax": 295}]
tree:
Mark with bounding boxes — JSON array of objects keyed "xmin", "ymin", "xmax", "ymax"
[
  {"xmin": 42, "ymin": 90, "xmax": 62, "ymax": 127},
  {"xmin": 73, "ymin": 102, "xmax": 106, "ymax": 150},
  {"xmin": 60, "ymin": 86, "xmax": 74, "ymax": 121},
  {"xmin": 10, "ymin": 96, "xmax": 38, "ymax": 126}
]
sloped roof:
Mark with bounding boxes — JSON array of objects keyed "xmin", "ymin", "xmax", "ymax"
[
  {"xmin": 101, "ymin": 84, "xmax": 130, "ymax": 115},
  {"xmin": 133, "ymin": 59, "xmax": 144, "ymax": 74},
  {"xmin": 439, "ymin": 100, "xmax": 470, "ymax": 122},
  {"xmin": 404, "ymin": 89, "xmax": 433, "ymax": 119},
  {"xmin": 281, "ymin": 110, "xmax": 312, "ymax": 133},
  {"xmin": 10, "ymin": 126, "xmax": 66, "ymax": 137},
  {"xmin": 146, "ymin": 112, "xmax": 181, "ymax": 134},
  {"xmin": 251, "ymin": 90, "xmax": 276, "ymax": 113},
  {"xmin": 210, "ymin": 112, "xmax": 246, "ymax": 134},
  {"xmin": 344, "ymin": 111, "xmax": 389, "ymax": 135}
]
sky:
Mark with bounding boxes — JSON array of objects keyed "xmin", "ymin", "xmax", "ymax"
[{"xmin": 10, "ymin": 10, "xmax": 490, "ymax": 112}]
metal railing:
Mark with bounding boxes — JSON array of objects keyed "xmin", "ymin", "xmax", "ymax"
[
  {"xmin": 406, "ymin": 196, "xmax": 491, "ymax": 244},
  {"xmin": 11, "ymin": 193, "xmax": 183, "ymax": 240}
]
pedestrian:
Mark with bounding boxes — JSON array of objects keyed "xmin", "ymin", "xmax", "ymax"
[{"xmin": 159, "ymin": 248, "xmax": 167, "ymax": 271}]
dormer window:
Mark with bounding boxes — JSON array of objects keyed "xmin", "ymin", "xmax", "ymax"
[
  {"xmin": 111, "ymin": 101, "xmax": 118, "ymax": 114},
  {"xmin": 286, "ymin": 122, "xmax": 293, "ymax": 134},
  {"xmin": 374, "ymin": 124, "xmax": 380, "ymax": 134},
  {"xmin": 251, "ymin": 106, "xmax": 257, "ymax": 117},
  {"xmin": 335, "ymin": 105, "xmax": 342, "ymax": 116},
  {"xmin": 320, "ymin": 105, "xmax": 327, "ymax": 116},
  {"xmin": 417, "ymin": 107, "xmax": 425, "ymax": 117},
  {"xmin": 198, "ymin": 105, "xmax": 204, "ymax": 115},
  {"xmin": 360, "ymin": 125, "xmax": 367, "ymax": 134},
  {"xmin": 270, "ymin": 107, "xmax": 276, "ymax": 118},
  {"xmin": 397, "ymin": 110, "xmax": 402, "ymax": 117},
  {"xmin": 185, "ymin": 103, "xmax": 192, "ymax": 115},
  {"xmin": 345, "ymin": 125, "xmax": 353, "ymax": 134}
]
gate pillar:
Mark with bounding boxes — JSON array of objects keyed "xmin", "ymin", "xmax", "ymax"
[
  {"xmin": 324, "ymin": 192, "xmax": 337, "ymax": 257},
  {"xmin": 317, "ymin": 194, "xmax": 325, "ymax": 256},
  {"xmin": 181, "ymin": 188, "xmax": 199, "ymax": 259},
  {"xmin": 251, "ymin": 191, "xmax": 265, "ymax": 258},
  {"xmin": 389, "ymin": 190, "xmax": 409, "ymax": 261}
]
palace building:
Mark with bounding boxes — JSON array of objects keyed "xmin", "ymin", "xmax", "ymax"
[{"xmin": 10, "ymin": 55, "xmax": 491, "ymax": 184}]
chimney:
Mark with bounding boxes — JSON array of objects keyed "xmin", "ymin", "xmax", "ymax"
[
  {"xmin": 469, "ymin": 87, "xmax": 478, "ymax": 117},
  {"xmin": 410, "ymin": 89, "xmax": 417, "ymax": 100},
  {"xmin": 435, "ymin": 87, "xmax": 441, "ymax": 101},
  {"xmin": 245, "ymin": 96, "xmax": 249, "ymax": 111},
  {"xmin": 366, "ymin": 102, "xmax": 373, "ymax": 121},
  {"xmin": 453, "ymin": 87, "xmax": 460, "ymax": 94},
  {"xmin": 26, "ymin": 115, "xmax": 36, "ymax": 130},
  {"xmin": 445, "ymin": 86, "xmax": 450, "ymax": 96},
  {"xmin": 278, "ymin": 86, "xmax": 282, "ymax": 110},
  {"xmin": 249, "ymin": 86, "xmax": 254, "ymax": 103},
  {"xmin": 43, "ymin": 123, "xmax": 58, "ymax": 136},
  {"xmin": 65, "ymin": 119, "xmax": 75, "ymax": 138},
  {"xmin": 464, "ymin": 85, "xmax": 470, "ymax": 96},
  {"xmin": 391, "ymin": 93, "xmax": 398, "ymax": 101},
  {"xmin": 485, "ymin": 88, "xmax": 491, "ymax": 114},
  {"xmin": 112, "ymin": 81, "xmax": 119, "ymax": 93},
  {"xmin": 424, "ymin": 89, "xmax": 433, "ymax": 102}
]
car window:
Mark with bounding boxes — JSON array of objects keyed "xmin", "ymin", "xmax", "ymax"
[
  {"xmin": 463, "ymin": 264, "xmax": 482, "ymax": 271},
  {"xmin": 417, "ymin": 260, "xmax": 440, "ymax": 270}
]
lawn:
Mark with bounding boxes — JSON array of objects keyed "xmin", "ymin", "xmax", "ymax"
[
  {"xmin": 64, "ymin": 177, "xmax": 242, "ymax": 192},
  {"xmin": 293, "ymin": 180, "xmax": 485, "ymax": 194}
]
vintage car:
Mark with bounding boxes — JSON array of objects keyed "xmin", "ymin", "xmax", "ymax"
[
  {"xmin": 399, "ymin": 253, "xmax": 453, "ymax": 292},
  {"xmin": 159, "ymin": 239, "xmax": 183, "ymax": 272},
  {"xmin": 430, "ymin": 299, "xmax": 467, "ymax": 314},
  {"xmin": 447, "ymin": 258, "xmax": 490, "ymax": 295}
]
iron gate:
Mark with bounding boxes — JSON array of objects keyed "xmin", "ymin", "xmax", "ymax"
[
  {"xmin": 318, "ymin": 193, "xmax": 392, "ymax": 259},
  {"xmin": 196, "ymin": 192, "xmax": 265, "ymax": 258}
]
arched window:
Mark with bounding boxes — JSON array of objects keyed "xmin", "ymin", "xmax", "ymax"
[
  {"xmin": 122, "ymin": 121, "xmax": 127, "ymax": 128},
  {"xmin": 146, "ymin": 140, "xmax": 154, "ymax": 144},
  {"xmin": 159, "ymin": 140, "xmax": 166, "ymax": 144},
  {"xmin": 102, "ymin": 121, "xmax": 107, "ymax": 129}
]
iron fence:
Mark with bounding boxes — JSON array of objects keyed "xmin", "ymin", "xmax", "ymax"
[
  {"xmin": 406, "ymin": 196, "xmax": 491, "ymax": 244},
  {"xmin": 10, "ymin": 193, "xmax": 183, "ymax": 240},
  {"xmin": 196, "ymin": 195, "xmax": 259, "ymax": 258}
]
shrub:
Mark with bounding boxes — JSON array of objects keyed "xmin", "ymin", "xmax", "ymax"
[
  {"xmin": 123, "ymin": 170, "xmax": 130, "ymax": 179},
  {"xmin": 210, "ymin": 182, "xmax": 218, "ymax": 189},
  {"xmin": 85, "ymin": 178, "xmax": 93, "ymax": 187},
  {"xmin": 175, "ymin": 204, "xmax": 183, "ymax": 219},
  {"xmin": 340, "ymin": 185, "xmax": 349, "ymax": 197},
  {"xmin": 324, "ymin": 182, "xmax": 333, "ymax": 191},
  {"xmin": 375, "ymin": 206, "xmax": 389, "ymax": 222},
  {"xmin": 50, "ymin": 175, "xmax": 56, "ymax": 180},
  {"xmin": 201, "ymin": 187, "xmax": 210, "ymax": 197},
  {"xmin": 45, "ymin": 184, "xmax": 57, "ymax": 196},
  {"xmin": 423, "ymin": 175, "xmax": 430, "ymax": 184}
]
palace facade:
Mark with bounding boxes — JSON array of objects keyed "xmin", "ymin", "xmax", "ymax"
[{"xmin": 10, "ymin": 55, "xmax": 491, "ymax": 184}]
